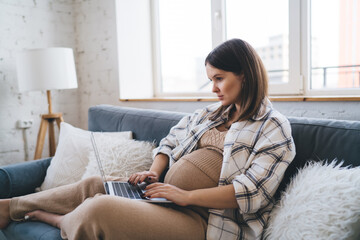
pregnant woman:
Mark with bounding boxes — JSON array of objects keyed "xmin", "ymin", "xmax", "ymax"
[{"xmin": 0, "ymin": 38, "xmax": 295, "ymax": 240}]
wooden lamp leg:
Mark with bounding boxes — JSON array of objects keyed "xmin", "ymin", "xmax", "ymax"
[
  {"xmin": 34, "ymin": 90, "xmax": 64, "ymax": 160},
  {"xmin": 55, "ymin": 116, "xmax": 64, "ymax": 128},
  {"xmin": 34, "ymin": 113, "xmax": 64, "ymax": 160},
  {"xmin": 34, "ymin": 117, "xmax": 49, "ymax": 160},
  {"xmin": 48, "ymin": 119, "xmax": 56, "ymax": 156}
]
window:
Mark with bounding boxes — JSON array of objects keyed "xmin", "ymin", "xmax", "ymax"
[
  {"xmin": 225, "ymin": 0, "xmax": 297, "ymax": 95},
  {"xmin": 227, "ymin": 0, "xmax": 289, "ymax": 85},
  {"xmin": 310, "ymin": 0, "xmax": 360, "ymax": 92},
  {"xmin": 155, "ymin": 0, "xmax": 212, "ymax": 96},
  {"xmin": 151, "ymin": 0, "xmax": 360, "ymax": 97}
]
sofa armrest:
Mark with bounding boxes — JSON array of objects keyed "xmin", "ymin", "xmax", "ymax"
[{"xmin": 0, "ymin": 158, "xmax": 52, "ymax": 199}]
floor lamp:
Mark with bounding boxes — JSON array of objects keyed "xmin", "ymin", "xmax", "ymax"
[{"xmin": 17, "ymin": 48, "xmax": 78, "ymax": 160}]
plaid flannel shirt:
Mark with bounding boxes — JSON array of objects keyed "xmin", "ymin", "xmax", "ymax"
[{"xmin": 153, "ymin": 98, "xmax": 296, "ymax": 240}]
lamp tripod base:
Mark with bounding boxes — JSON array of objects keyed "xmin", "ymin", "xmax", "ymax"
[{"xmin": 34, "ymin": 113, "xmax": 64, "ymax": 160}]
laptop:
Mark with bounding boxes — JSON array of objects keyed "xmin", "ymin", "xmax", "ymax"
[{"xmin": 90, "ymin": 132, "xmax": 172, "ymax": 203}]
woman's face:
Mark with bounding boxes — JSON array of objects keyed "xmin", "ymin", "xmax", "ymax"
[{"xmin": 206, "ymin": 64, "xmax": 244, "ymax": 106}]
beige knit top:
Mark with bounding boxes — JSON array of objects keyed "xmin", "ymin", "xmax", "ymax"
[{"xmin": 164, "ymin": 127, "xmax": 227, "ymax": 219}]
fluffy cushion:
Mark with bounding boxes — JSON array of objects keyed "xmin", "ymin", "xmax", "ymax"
[
  {"xmin": 264, "ymin": 161, "xmax": 360, "ymax": 240},
  {"xmin": 39, "ymin": 122, "xmax": 132, "ymax": 191},
  {"xmin": 82, "ymin": 134, "xmax": 155, "ymax": 179}
]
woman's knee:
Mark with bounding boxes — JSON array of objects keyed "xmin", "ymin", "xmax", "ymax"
[
  {"xmin": 79, "ymin": 176, "xmax": 105, "ymax": 193},
  {"xmin": 61, "ymin": 196, "xmax": 112, "ymax": 232},
  {"xmin": 61, "ymin": 196, "xmax": 127, "ymax": 239},
  {"xmin": 83, "ymin": 195, "xmax": 115, "ymax": 218},
  {"xmin": 81, "ymin": 176, "xmax": 103, "ymax": 186}
]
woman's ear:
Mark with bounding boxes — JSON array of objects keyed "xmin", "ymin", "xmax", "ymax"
[{"xmin": 239, "ymin": 73, "xmax": 245, "ymax": 84}]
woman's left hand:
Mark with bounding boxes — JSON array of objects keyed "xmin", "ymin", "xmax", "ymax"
[{"xmin": 144, "ymin": 183, "xmax": 191, "ymax": 207}]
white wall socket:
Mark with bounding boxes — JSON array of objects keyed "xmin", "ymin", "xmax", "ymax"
[{"xmin": 17, "ymin": 119, "xmax": 34, "ymax": 129}]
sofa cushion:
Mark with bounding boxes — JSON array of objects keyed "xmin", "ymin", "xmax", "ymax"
[
  {"xmin": 40, "ymin": 122, "xmax": 132, "ymax": 191},
  {"xmin": 2, "ymin": 221, "xmax": 61, "ymax": 240},
  {"xmin": 0, "ymin": 158, "xmax": 51, "ymax": 198},
  {"xmin": 264, "ymin": 161, "xmax": 360, "ymax": 240},
  {"xmin": 82, "ymin": 135, "xmax": 155, "ymax": 179}
]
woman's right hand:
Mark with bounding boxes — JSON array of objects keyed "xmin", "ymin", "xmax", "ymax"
[{"xmin": 128, "ymin": 171, "xmax": 159, "ymax": 185}]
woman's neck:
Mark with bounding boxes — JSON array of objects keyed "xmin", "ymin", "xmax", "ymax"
[
  {"xmin": 221, "ymin": 106, "xmax": 241, "ymax": 130},
  {"xmin": 229, "ymin": 105, "xmax": 241, "ymax": 122}
]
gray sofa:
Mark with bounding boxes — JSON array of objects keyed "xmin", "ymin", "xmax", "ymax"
[{"xmin": 1, "ymin": 104, "xmax": 360, "ymax": 240}]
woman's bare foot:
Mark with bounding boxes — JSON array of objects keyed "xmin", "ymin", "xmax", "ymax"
[
  {"xmin": 0, "ymin": 199, "xmax": 11, "ymax": 229},
  {"xmin": 25, "ymin": 210, "xmax": 64, "ymax": 229}
]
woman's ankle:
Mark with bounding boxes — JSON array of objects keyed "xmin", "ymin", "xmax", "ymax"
[
  {"xmin": 0, "ymin": 199, "xmax": 11, "ymax": 229},
  {"xmin": 25, "ymin": 210, "xmax": 63, "ymax": 229}
]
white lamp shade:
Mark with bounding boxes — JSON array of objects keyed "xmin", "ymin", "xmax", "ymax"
[{"xmin": 16, "ymin": 48, "xmax": 78, "ymax": 92}]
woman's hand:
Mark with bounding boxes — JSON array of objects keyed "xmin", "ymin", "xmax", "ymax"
[
  {"xmin": 128, "ymin": 171, "xmax": 159, "ymax": 185},
  {"xmin": 144, "ymin": 183, "xmax": 191, "ymax": 207},
  {"xmin": 128, "ymin": 153, "xmax": 169, "ymax": 185}
]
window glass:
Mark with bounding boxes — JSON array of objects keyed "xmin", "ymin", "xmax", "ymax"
[
  {"xmin": 158, "ymin": 0, "xmax": 212, "ymax": 94},
  {"xmin": 311, "ymin": 0, "xmax": 360, "ymax": 89},
  {"xmin": 226, "ymin": 0, "xmax": 289, "ymax": 84}
]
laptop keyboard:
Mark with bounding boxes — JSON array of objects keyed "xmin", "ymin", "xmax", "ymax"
[{"xmin": 111, "ymin": 182, "xmax": 144, "ymax": 199}]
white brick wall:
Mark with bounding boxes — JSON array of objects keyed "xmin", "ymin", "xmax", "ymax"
[
  {"xmin": 74, "ymin": 0, "xmax": 120, "ymax": 130},
  {"xmin": 0, "ymin": 0, "xmax": 78, "ymax": 165},
  {"xmin": 0, "ymin": 0, "xmax": 121, "ymax": 165}
]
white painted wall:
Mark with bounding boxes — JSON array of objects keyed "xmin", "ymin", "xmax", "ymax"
[{"xmin": 0, "ymin": 0, "xmax": 359, "ymax": 167}]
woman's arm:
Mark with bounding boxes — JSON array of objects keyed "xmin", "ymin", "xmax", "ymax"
[
  {"xmin": 149, "ymin": 153, "xmax": 169, "ymax": 178},
  {"xmin": 144, "ymin": 183, "xmax": 238, "ymax": 209},
  {"xmin": 230, "ymin": 117, "xmax": 296, "ymax": 214},
  {"xmin": 188, "ymin": 185, "xmax": 238, "ymax": 209}
]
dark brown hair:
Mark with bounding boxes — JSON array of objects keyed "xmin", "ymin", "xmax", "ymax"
[{"xmin": 205, "ymin": 38, "xmax": 268, "ymax": 121}]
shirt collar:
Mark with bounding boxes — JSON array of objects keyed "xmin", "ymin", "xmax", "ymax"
[
  {"xmin": 212, "ymin": 97, "xmax": 273, "ymax": 123},
  {"xmin": 221, "ymin": 104, "xmax": 233, "ymax": 122}
]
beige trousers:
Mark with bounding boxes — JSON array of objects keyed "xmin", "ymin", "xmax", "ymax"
[{"xmin": 9, "ymin": 176, "xmax": 207, "ymax": 240}]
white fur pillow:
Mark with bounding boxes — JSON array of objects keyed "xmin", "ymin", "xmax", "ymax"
[
  {"xmin": 39, "ymin": 122, "xmax": 133, "ymax": 191},
  {"xmin": 82, "ymin": 134, "xmax": 155, "ymax": 179},
  {"xmin": 264, "ymin": 161, "xmax": 360, "ymax": 240}
]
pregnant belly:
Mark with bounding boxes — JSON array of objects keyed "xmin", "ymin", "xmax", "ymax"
[{"xmin": 164, "ymin": 148, "xmax": 223, "ymax": 191}]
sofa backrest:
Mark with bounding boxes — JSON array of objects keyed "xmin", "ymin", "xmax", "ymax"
[
  {"xmin": 89, "ymin": 105, "xmax": 360, "ymax": 199},
  {"xmin": 89, "ymin": 105, "xmax": 187, "ymax": 145},
  {"xmin": 276, "ymin": 116, "xmax": 360, "ymax": 199}
]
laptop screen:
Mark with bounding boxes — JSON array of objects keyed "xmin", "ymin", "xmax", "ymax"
[{"xmin": 90, "ymin": 132, "xmax": 107, "ymax": 182}]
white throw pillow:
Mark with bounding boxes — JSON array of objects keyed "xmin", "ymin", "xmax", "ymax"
[
  {"xmin": 39, "ymin": 122, "xmax": 133, "ymax": 191},
  {"xmin": 82, "ymin": 134, "xmax": 155, "ymax": 179},
  {"xmin": 264, "ymin": 161, "xmax": 360, "ymax": 240}
]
